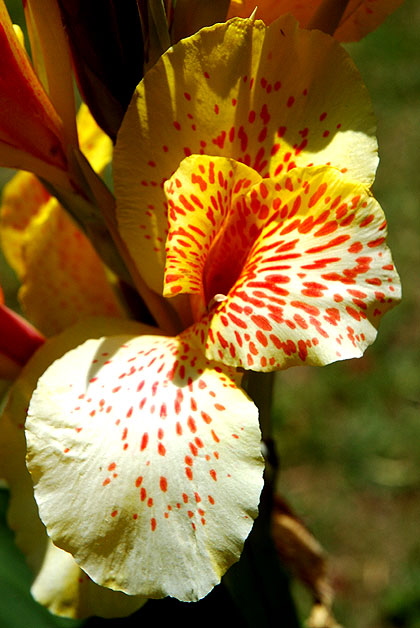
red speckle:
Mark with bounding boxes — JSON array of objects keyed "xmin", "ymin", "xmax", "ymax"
[
  {"xmin": 201, "ymin": 411, "xmax": 212, "ymax": 424},
  {"xmin": 111, "ymin": 510, "xmax": 118, "ymax": 517},
  {"xmin": 158, "ymin": 442, "xmax": 166, "ymax": 456},
  {"xmin": 209, "ymin": 469, "xmax": 217, "ymax": 481},
  {"xmin": 150, "ymin": 518, "xmax": 157, "ymax": 531},
  {"xmin": 187, "ymin": 416, "xmax": 197, "ymax": 433},
  {"xmin": 140, "ymin": 433, "xmax": 149, "ymax": 451}
]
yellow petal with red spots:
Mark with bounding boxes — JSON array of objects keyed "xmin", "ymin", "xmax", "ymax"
[
  {"xmin": 26, "ymin": 332, "xmax": 264, "ymax": 601},
  {"xmin": 164, "ymin": 156, "xmax": 400, "ymax": 370},
  {"xmin": 0, "ymin": 317, "xmax": 150, "ymax": 617},
  {"xmin": 115, "ymin": 14, "xmax": 378, "ymax": 295},
  {"xmin": 19, "ymin": 197, "xmax": 124, "ymax": 335},
  {"xmin": 0, "ymin": 171, "xmax": 50, "ymax": 276},
  {"xmin": 227, "ymin": 0, "xmax": 404, "ymax": 42}
]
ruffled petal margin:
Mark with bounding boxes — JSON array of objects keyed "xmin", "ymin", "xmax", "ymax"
[{"xmin": 164, "ymin": 156, "xmax": 400, "ymax": 370}]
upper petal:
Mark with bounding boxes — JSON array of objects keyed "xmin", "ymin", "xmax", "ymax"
[
  {"xmin": 26, "ymin": 332, "xmax": 264, "ymax": 601},
  {"xmin": 115, "ymin": 14, "xmax": 378, "ymax": 294},
  {"xmin": 164, "ymin": 157, "xmax": 401, "ymax": 370}
]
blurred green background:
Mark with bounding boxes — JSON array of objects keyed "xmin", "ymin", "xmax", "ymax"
[{"xmin": 1, "ymin": 1, "xmax": 419, "ymax": 627}]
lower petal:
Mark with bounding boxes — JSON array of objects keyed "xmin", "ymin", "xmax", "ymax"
[
  {"xmin": 26, "ymin": 333, "xmax": 264, "ymax": 601},
  {"xmin": 0, "ymin": 317, "xmax": 151, "ymax": 618}
]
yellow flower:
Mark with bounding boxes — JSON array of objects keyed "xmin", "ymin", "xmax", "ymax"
[{"xmin": 16, "ymin": 14, "xmax": 400, "ymax": 611}]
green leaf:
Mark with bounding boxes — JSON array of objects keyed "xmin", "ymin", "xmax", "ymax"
[{"xmin": 0, "ymin": 489, "xmax": 84, "ymax": 628}]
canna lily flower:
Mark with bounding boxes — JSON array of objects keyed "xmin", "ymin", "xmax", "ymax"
[
  {"xmin": 227, "ymin": 0, "xmax": 405, "ymax": 41},
  {"xmin": 24, "ymin": 14, "xmax": 400, "ymax": 608}
]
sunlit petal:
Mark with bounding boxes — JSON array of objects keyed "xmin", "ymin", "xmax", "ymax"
[
  {"xmin": 164, "ymin": 156, "xmax": 400, "ymax": 370},
  {"xmin": 0, "ymin": 318, "xmax": 150, "ymax": 618},
  {"xmin": 26, "ymin": 333, "xmax": 264, "ymax": 601},
  {"xmin": 77, "ymin": 103, "xmax": 113, "ymax": 174},
  {"xmin": 115, "ymin": 14, "xmax": 377, "ymax": 295}
]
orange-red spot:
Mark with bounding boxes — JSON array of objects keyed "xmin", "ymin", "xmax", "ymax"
[{"xmin": 140, "ymin": 433, "xmax": 148, "ymax": 451}]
